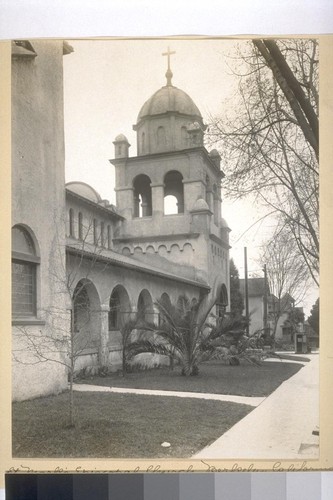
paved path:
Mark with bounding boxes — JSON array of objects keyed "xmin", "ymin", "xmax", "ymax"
[
  {"xmin": 73, "ymin": 384, "xmax": 265, "ymax": 407},
  {"xmin": 194, "ymin": 354, "xmax": 319, "ymax": 460}
]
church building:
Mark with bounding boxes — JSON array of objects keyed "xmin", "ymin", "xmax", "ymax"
[{"xmin": 11, "ymin": 41, "xmax": 231, "ymax": 401}]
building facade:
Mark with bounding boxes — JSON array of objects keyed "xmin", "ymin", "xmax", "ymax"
[
  {"xmin": 12, "ymin": 41, "xmax": 231, "ymax": 401},
  {"xmin": 11, "ymin": 40, "xmax": 72, "ymax": 400},
  {"xmin": 239, "ymin": 277, "xmax": 305, "ymax": 344}
]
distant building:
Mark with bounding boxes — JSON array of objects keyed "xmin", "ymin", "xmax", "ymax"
[
  {"xmin": 268, "ymin": 293, "xmax": 305, "ymax": 344},
  {"xmin": 239, "ymin": 277, "xmax": 307, "ymax": 344},
  {"xmin": 239, "ymin": 278, "xmax": 268, "ymax": 335},
  {"xmin": 304, "ymin": 321, "xmax": 319, "ymax": 349},
  {"xmin": 12, "ymin": 41, "xmax": 231, "ymax": 401}
]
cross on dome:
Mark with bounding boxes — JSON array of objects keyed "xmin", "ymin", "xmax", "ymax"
[{"xmin": 162, "ymin": 46, "xmax": 176, "ymax": 86}]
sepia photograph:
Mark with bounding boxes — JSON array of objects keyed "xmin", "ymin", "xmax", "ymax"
[{"xmin": 11, "ymin": 38, "xmax": 319, "ymax": 461}]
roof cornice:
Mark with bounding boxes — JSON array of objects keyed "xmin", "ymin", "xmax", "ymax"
[
  {"xmin": 66, "ymin": 189, "xmax": 124, "ymax": 220},
  {"xmin": 110, "ymin": 146, "xmax": 225, "ymax": 177},
  {"xmin": 66, "ymin": 243, "xmax": 210, "ymax": 291}
]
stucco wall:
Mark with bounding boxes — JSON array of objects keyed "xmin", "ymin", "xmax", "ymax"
[{"xmin": 12, "ymin": 41, "xmax": 69, "ymax": 401}]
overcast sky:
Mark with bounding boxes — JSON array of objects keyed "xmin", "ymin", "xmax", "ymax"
[{"xmin": 63, "ymin": 38, "xmax": 318, "ymax": 314}]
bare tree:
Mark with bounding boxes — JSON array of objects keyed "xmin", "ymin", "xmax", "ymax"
[
  {"xmin": 259, "ymin": 227, "xmax": 310, "ymax": 340},
  {"xmin": 208, "ymin": 39, "xmax": 319, "ymax": 285},
  {"xmin": 13, "ymin": 214, "xmax": 111, "ymax": 427}
]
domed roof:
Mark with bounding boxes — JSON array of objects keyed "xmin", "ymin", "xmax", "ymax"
[
  {"xmin": 221, "ymin": 217, "xmax": 231, "ymax": 229},
  {"xmin": 209, "ymin": 149, "xmax": 220, "ymax": 157},
  {"xmin": 114, "ymin": 133, "xmax": 129, "ymax": 143},
  {"xmin": 66, "ymin": 182, "xmax": 101, "ymax": 203},
  {"xmin": 137, "ymin": 85, "xmax": 202, "ymax": 123},
  {"xmin": 192, "ymin": 198, "xmax": 210, "ymax": 212}
]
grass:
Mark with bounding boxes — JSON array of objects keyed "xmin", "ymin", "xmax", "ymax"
[
  {"xmin": 12, "ymin": 360, "xmax": 305, "ymax": 458},
  {"xmin": 79, "ymin": 360, "xmax": 304, "ymax": 397},
  {"xmin": 12, "ymin": 391, "xmax": 252, "ymax": 458}
]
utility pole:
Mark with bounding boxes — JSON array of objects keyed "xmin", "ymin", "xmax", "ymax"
[
  {"xmin": 244, "ymin": 247, "xmax": 249, "ymax": 335},
  {"xmin": 263, "ymin": 263, "xmax": 268, "ymax": 335}
]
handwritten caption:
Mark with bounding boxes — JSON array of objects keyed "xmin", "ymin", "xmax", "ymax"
[{"xmin": 7, "ymin": 461, "xmax": 329, "ymax": 474}]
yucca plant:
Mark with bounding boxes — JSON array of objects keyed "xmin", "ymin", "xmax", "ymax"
[{"xmin": 127, "ymin": 295, "xmax": 228, "ymax": 376}]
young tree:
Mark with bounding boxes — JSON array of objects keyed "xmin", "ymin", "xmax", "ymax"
[
  {"xmin": 208, "ymin": 39, "xmax": 319, "ymax": 285},
  {"xmin": 13, "ymin": 214, "xmax": 111, "ymax": 427},
  {"xmin": 229, "ymin": 258, "xmax": 244, "ymax": 318},
  {"xmin": 308, "ymin": 298, "xmax": 319, "ymax": 335},
  {"xmin": 260, "ymin": 227, "xmax": 310, "ymax": 340}
]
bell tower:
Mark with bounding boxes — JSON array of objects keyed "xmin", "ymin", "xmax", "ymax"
[{"xmin": 110, "ymin": 49, "xmax": 230, "ymax": 300}]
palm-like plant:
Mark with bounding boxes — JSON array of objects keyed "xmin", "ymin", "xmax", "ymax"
[
  {"xmin": 119, "ymin": 316, "xmax": 141, "ymax": 376},
  {"xmin": 127, "ymin": 295, "xmax": 224, "ymax": 376}
]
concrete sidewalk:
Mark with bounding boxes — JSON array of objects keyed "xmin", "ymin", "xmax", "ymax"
[
  {"xmin": 194, "ymin": 354, "xmax": 319, "ymax": 460},
  {"xmin": 74, "ymin": 384, "xmax": 265, "ymax": 407}
]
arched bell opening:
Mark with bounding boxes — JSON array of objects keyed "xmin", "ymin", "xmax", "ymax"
[
  {"xmin": 164, "ymin": 170, "xmax": 184, "ymax": 214},
  {"xmin": 133, "ymin": 174, "xmax": 152, "ymax": 218}
]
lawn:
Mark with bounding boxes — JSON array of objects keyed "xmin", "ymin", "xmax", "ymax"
[
  {"xmin": 79, "ymin": 360, "xmax": 304, "ymax": 397},
  {"xmin": 12, "ymin": 360, "xmax": 305, "ymax": 458},
  {"xmin": 12, "ymin": 391, "xmax": 252, "ymax": 458}
]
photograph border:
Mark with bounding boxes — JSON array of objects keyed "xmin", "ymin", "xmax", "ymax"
[{"xmin": 1, "ymin": 31, "xmax": 333, "ymax": 487}]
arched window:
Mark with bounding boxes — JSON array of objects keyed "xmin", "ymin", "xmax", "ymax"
[
  {"xmin": 100, "ymin": 221, "xmax": 105, "ymax": 247},
  {"xmin": 137, "ymin": 289, "xmax": 155, "ymax": 324},
  {"xmin": 141, "ymin": 132, "xmax": 145, "ymax": 154},
  {"xmin": 108, "ymin": 285, "xmax": 131, "ymax": 331},
  {"xmin": 109, "ymin": 289, "xmax": 121, "ymax": 330},
  {"xmin": 164, "ymin": 171, "xmax": 184, "ymax": 214},
  {"xmin": 160, "ymin": 293, "xmax": 172, "ymax": 309},
  {"xmin": 78, "ymin": 212, "xmax": 83, "ymax": 240},
  {"xmin": 157, "ymin": 126, "xmax": 166, "ymax": 150},
  {"xmin": 69, "ymin": 208, "xmax": 75, "ymax": 237},
  {"xmin": 73, "ymin": 279, "xmax": 101, "ymax": 351},
  {"xmin": 213, "ymin": 184, "xmax": 219, "ymax": 225},
  {"xmin": 107, "ymin": 225, "xmax": 112, "ymax": 249},
  {"xmin": 164, "ymin": 195, "xmax": 178, "ymax": 215},
  {"xmin": 158, "ymin": 292, "xmax": 172, "ymax": 326},
  {"xmin": 133, "ymin": 174, "xmax": 152, "ymax": 218},
  {"xmin": 12, "ymin": 225, "xmax": 40, "ymax": 318},
  {"xmin": 216, "ymin": 284, "xmax": 228, "ymax": 317},
  {"xmin": 93, "ymin": 218, "xmax": 98, "ymax": 245},
  {"xmin": 205, "ymin": 175, "xmax": 212, "ymax": 209},
  {"xmin": 181, "ymin": 126, "xmax": 188, "ymax": 148},
  {"xmin": 73, "ymin": 285, "xmax": 90, "ymax": 333}
]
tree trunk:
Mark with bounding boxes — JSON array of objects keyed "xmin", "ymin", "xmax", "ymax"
[
  {"xmin": 69, "ymin": 299, "xmax": 75, "ymax": 427},
  {"xmin": 253, "ymin": 39, "xmax": 318, "ymax": 159},
  {"xmin": 262, "ymin": 39, "xmax": 318, "ymax": 145},
  {"xmin": 69, "ymin": 369, "xmax": 75, "ymax": 427},
  {"xmin": 122, "ymin": 347, "xmax": 127, "ymax": 377}
]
